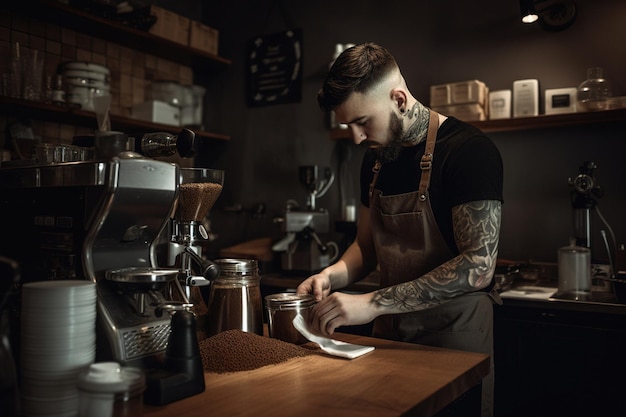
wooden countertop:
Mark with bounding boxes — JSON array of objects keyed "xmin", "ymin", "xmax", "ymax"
[{"xmin": 144, "ymin": 332, "xmax": 489, "ymax": 417}]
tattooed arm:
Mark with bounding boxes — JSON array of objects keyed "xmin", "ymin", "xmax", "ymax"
[
  {"xmin": 304, "ymin": 200, "xmax": 501, "ymax": 336},
  {"xmin": 371, "ymin": 199, "xmax": 501, "ymax": 313}
]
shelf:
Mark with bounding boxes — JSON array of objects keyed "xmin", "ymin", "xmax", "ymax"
[
  {"xmin": 470, "ymin": 107, "xmax": 626, "ymax": 133},
  {"xmin": 10, "ymin": 0, "xmax": 231, "ymax": 70},
  {"xmin": 330, "ymin": 107, "xmax": 626, "ymax": 140},
  {"xmin": 0, "ymin": 96, "xmax": 230, "ymax": 141}
]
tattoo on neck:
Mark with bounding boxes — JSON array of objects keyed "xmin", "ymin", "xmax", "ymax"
[{"xmin": 402, "ymin": 102, "xmax": 430, "ymax": 144}]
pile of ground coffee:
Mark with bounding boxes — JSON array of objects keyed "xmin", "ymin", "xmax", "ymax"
[{"xmin": 199, "ymin": 329, "xmax": 315, "ymax": 373}]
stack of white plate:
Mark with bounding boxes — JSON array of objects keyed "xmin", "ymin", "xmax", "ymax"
[
  {"xmin": 62, "ymin": 62, "xmax": 111, "ymax": 112},
  {"xmin": 20, "ymin": 280, "xmax": 97, "ymax": 417}
]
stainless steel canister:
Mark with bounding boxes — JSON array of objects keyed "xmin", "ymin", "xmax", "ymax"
[
  {"xmin": 264, "ymin": 293, "xmax": 316, "ymax": 344},
  {"xmin": 206, "ymin": 258, "xmax": 263, "ymax": 337},
  {"xmin": 557, "ymin": 244, "xmax": 591, "ymax": 300}
]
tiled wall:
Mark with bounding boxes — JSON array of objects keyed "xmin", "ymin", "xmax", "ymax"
[{"xmin": 0, "ymin": 8, "xmax": 193, "ymax": 154}]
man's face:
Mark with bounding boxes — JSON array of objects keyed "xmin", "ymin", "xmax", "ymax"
[{"xmin": 335, "ymin": 92, "xmax": 405, "ymax": 162}]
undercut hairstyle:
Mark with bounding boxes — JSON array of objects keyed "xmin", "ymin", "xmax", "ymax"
[{"xmin": 317, "ymin": 42, "xmax": 398, "ymax": 112}]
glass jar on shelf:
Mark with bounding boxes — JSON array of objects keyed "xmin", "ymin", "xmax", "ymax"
[{"xmin": 577, "ymin": 66, "xmax": 612, "ymax": 112}]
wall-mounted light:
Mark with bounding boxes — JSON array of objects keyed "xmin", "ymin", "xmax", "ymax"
[
  {"xmin": 520, "ymin": 0, "xmax": 539, "ymax": 23},
  {"xmin": 520, "ymin": 0, "xmax": 577, "ymax": 30}
]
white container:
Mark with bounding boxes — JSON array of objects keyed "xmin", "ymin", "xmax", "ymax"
[
  {"xmin": 489, "ymin": 90, "xmax": 512, "ymax": 119},
  {"xmin": 545, "ymin": 87, "xmax": 577, "ymax": 115},
  {"xmin": 513, "ymin": 79, "xmax": 539, "ymax": 117},
  {"xmin": 131, "ymin": 101, "xmax": 180, "ymax": 126},
  {"xmin": 77, "ymin": 362, "xmax": 145, "ymax": 417},
  {"xmin": 149, "ymin": 81, "xmax": 185, "ymax": 107}
]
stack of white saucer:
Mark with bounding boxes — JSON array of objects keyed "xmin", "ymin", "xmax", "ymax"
[
  {"xmin": 62, "ymin": 61, "xmax": 111, "ymax": 112},
  {"xmin": 20, "ymin": 280, "xmax": 97, "ymax": 417}
]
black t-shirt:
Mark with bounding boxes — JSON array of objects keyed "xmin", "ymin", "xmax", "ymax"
[{"xmin": 360, "ymin": 116, "xmax": 504, "ymax": 254}]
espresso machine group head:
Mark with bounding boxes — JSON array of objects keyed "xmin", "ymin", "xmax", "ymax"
[{"xmin": 299, "ymin": 165, "xmax": 334, "ymax": 210}]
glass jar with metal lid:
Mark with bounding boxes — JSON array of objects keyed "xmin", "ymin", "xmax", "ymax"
[{"xmin": 206, "ymin": 258, "xmax": 263, "ymax": 337}]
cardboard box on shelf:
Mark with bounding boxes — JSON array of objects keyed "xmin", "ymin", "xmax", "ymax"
[
  {"xmin": 433, "ymin": 103, "xmax": 488, "ymax": 122},
  {"xmin": 174, "ymin": 14, "xmax": 191, "ymax": 46},
  {"xmin": 189, "ymin": 21, "xmax": 219, "ymax": 55},
  {"xmin": 149, "ymin": 6, "xmax": 190, "ymax": 46},
  {"xmin": 430, "ymin": 80, "xmax": 488, "ymax": 108}
]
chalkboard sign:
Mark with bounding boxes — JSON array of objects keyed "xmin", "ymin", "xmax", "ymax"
[{"xmin": 246, "ymin": 29, "xmax": 303, "ymax": 107}]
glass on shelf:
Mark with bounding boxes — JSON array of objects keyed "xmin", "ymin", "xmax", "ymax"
[{"xmin": 577, "ymin": 67, "xmax": 612, "ymax": 112}]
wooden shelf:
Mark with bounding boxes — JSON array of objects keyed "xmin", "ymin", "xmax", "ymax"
[
  {"xmin": 330, "ymin": 107, "xmax": 626, "ymax": 140},
  {"xmin": 10, "ymin": 0, "xmax": 231, "ymax": 70},
  {"xmin": 0, "ymin": 96, "xmax": 230, "ymax": 141},
  {"xmin": 470, "ymin": 107, "xmax": 626, "ymax": 133}
]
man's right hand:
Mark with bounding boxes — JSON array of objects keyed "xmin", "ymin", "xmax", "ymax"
[{"xmin": 296, "ymin": 271, "xmax": 332, "ymax": 302}]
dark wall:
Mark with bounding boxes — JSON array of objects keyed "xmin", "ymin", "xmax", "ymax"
[{"xmin": 192, "ymin": 0, "xmax": 625, "ymax": 264}]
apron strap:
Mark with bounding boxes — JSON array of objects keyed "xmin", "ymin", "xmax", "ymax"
[
  {"xmin": 418, "ymin": 110, "xmax": 440, "ymax": 202},
  {"xmin": 368, "ymin": 109, "xmax": 440, "ymax": 203},
  {"xmin": 368, "ymin": 160, "xmax": 382, "ymax": 200}
]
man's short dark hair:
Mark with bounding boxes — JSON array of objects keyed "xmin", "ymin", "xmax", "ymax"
[{"xmin": 317, "ymin": 42, "xmax": 398, "ymax": 112}]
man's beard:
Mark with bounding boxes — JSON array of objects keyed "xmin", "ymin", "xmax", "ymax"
[{"xmin": 373, "ymin": 112, "xmax": 405, "ymax": 163}]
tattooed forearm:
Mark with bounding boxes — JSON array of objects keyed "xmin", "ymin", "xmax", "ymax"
[{"xmin": 371, "ymin": 200, "xmax": 501, "ymax": 313}]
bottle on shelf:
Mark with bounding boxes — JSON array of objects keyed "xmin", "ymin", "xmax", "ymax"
[
  {"xmin": 577, "ymin": 67, "xmax": 612, "ymax": 112},
  {"xmin": 51, "ymin": 74, "xmax": 65, "ymax": 106}
]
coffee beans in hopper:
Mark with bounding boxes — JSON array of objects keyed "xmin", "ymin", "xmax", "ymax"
[{"xmin": 177, "ymin": 182, "xmax": 223, "ymax": 222}]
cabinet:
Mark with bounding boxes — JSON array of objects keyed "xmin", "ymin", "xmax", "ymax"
[
  {"xmin": 330, "ymin": 107, "xmax": 626, "ymax": 139},
  {"xmin": 2, "ymin": 0, "xmax": 231, "ymax": 141},
  {"xmin": 493, "ymin": 299, "xmax": 626, "ymax": 417}
]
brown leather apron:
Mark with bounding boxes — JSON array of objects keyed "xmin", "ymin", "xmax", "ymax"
[{"xmin": 368, "ymin": 110, "xmax": 499, "ymax": 417}]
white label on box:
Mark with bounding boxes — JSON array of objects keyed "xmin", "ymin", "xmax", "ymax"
[
  {"xmin": 545, "ymin": 87, "xmax": 577, "ymax": 114},
  {"xmin": 489, "ymin": 90, "xmax": 511, "ymax": 120}
]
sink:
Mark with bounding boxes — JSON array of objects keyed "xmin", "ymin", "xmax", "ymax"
[{"xmin": 500, "ymin": 285, "xmax": 557, "ymax": 300}]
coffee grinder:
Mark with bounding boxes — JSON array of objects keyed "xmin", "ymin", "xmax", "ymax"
[
  {"xmin": 167, "ymin": 168, "xmax": 224, "ymax": 297},
  {"xmin": 273, "ymin": 165, "xmax": 338, "ymax": 273}
]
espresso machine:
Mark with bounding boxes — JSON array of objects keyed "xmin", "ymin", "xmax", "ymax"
[
  {"xmin": 0, "ymin": 135, "xmax": 222, "ymax": 404},
  {"xmin": 273, "ymin": 165, "xmax": 338, "ymax": 273}
]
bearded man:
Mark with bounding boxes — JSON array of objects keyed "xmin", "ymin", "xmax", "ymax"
[{"xmin": 297, "ymin": 42, "xmax": 504, "ymax": 417}]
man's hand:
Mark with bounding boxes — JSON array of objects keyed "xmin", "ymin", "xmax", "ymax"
[
  {"xmin": 296, "ymin": 272, "xmax": 332, "ymax": 302},
  {"xmin": 307, "ymin": 292, "xmax": 378, "ymax": 337}
]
